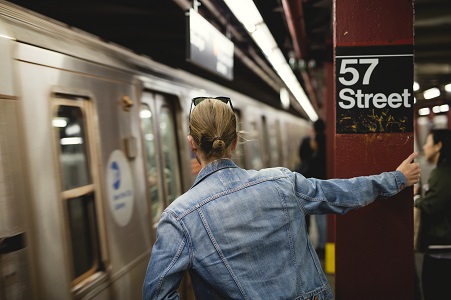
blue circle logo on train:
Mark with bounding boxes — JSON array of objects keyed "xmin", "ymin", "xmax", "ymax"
[{"xmin": 111, "ymin": 161, "xmax": 121, "ymax": 190}]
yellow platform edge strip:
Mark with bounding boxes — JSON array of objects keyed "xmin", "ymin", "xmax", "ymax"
[{"xmin": 325, "ymin": 242, "xmax": 335, "ymax": 274}]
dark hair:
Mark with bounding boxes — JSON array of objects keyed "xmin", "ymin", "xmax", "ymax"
[
  {"xmin": 430, "ymin": 129, "xmax": 451, "ymax": 166},
  {"xmin": 313, "ymin": 119, "xmax": 325, "ymax": 134}
]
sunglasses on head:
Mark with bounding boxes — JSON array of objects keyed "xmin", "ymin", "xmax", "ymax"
[
  {"xmin": 192, "ymin": 96, "xmax": 233, "ymax": 107},
  {"xmin": 189, "ymin": 96, "xmax": 234, "ymax": 123}
]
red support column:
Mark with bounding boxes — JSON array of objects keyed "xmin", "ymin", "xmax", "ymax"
[{"xmin": 334, "ymin": 1, "xmax": 414, "ymax": 299}]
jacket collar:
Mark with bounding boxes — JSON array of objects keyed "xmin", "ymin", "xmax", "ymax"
[{"xmin": 191, "ymin": 158, "xmax": 238, "ymax": 189}]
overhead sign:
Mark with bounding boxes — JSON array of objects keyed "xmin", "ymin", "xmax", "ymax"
[
  {"xmin": 336, "ymin": 45, "xmax": 414, "ymax": 133},
  {"xmin": 187, "ymin": 8, "xmax": 234, "ymax": 80}
]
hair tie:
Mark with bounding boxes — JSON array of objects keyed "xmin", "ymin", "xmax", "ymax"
[{"xmin": 212, "ymin": 136, "xmax": 222, "ymax": 142}]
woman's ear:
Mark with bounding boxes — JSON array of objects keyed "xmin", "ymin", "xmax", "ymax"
[{"xmin": 187, "ymin": 135, "xmax": 197, "ymax": 152}]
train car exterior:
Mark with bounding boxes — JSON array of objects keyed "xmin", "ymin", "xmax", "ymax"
[{"xmin": 0, "ymin": 2, "xmax": 310, "ymax": 299}]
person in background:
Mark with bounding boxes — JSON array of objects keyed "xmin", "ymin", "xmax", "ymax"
[
  {"xmin": 143, "ymin": 97, "xmax": 420, "ymax": 300},
  {"xmin": 311, "ymin": 119, "xmax": 327, "ymax": 258},
  {"xmin": 295, "ymin": 119, "xmax": 327, "ymax": 257},
  {"xmin": 295, "ymin": 135, "xmax": 315, "ymax": 231},
  {"xmin": 414, "ymin": 129, "xmax": 451, "ymax": 300}
]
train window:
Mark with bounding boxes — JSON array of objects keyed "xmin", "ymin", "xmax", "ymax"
[
  {"xmin": 159, "ymin": 108, "xmax": 180, "ymax": 203},
  {"xmin": 140, "ymin": 92, "xmax": 182, "ymax": 230},
  {"xmin": 67, "ymin": 193, "xmax": 98, "ymax": 278},
  {"xmin": 56, "ymin": 106, "xmax": 90, "ymax": 190},
  {"xmin": 53, "ymin": 103, "xmax": 100, "ymax": 285},
  {"xmin": 139, "ymin": 104, "xmax": 162, "ymax": 222}
]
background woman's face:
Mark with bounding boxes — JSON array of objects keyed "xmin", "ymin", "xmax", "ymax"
[{"xmin": 423, "ymin": 134, "xmax": 439, "ymax": 164}]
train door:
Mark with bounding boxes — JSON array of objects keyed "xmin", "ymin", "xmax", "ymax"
[
  {"xmin": 51, "ymin": 94, "xmax": 104, "ymax": 287},
  {"xmin": 139, "ymin": 91, "xmax": 182, "ymax": 236}
]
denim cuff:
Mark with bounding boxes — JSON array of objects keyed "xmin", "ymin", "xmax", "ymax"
[{"xmin": 394, "ymin": 170, "xmax": 407, "ymax": 190}]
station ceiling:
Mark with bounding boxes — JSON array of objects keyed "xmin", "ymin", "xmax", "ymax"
[{"xmin": 7, "ymin": 0, "xmax": 451, "ymax": 113}]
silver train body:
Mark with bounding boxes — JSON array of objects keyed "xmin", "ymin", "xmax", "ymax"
[{"xmin": 0, "ymin": 2, "xmax": 310, "ymax": 299}]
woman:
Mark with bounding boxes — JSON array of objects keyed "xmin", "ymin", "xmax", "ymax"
[
  {"xmin": 143, "ymin": 97, "xmax": 420, "ymax": 300},
  {"xmin": 415, "ymin": 129, "xmax": 451, "ymax": 300}
]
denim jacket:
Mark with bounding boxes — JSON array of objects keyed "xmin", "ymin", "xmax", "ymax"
[{"xmin": 143, "ymin": 159, "xmax": 406, "ymax": 300}]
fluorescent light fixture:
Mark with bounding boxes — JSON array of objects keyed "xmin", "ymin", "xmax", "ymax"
[
  {"xmin": 223, "ymin": 0, "xmax": 262, "ymax": 33},
  {"xmin": 423, "ymin": 87, "xmax": 440, "ymax": 100},
  {"xmin": 445, "ymin": 83, "xmax": 451, "ymax": 92},
  {"xmin": 413, "ymin": 82, "xmax": 420, "ymax": 91},
  {"xmin": 414, "ymin": 97, "xmax": 417, "ymax": 104},
  {"xmin": 251, "ymin": 25, "xmax": 277, "ymax": 57},
  {"xmin": 418, "ymin": 107, "xmax": 430, "ymax": 116},
  {"xmin": 280, "ymin": 87, "xmax": 290, "ymax": 110},
  {"xmin": 440, "ymin": 104, "xmax": 449, "ymax": 112},
  {"xmin": 60, "ymin": 137, "xmax": 83, "ymax": 145},
  {"xmin": 223, "ymin": 0, "xmax": 318, "ymax": 121}
]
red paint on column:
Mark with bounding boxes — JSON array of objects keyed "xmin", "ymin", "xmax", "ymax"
[{"xmin": 333, "ymin": 0, "xmax": 414, "ymax": 299}]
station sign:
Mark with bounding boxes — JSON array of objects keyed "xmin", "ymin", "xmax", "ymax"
[
  {"xmin": 187, "ymin": 9, "xmax": 234, "ymax": 80},
  {"xmin": 335, "ymin": 45, "xmax": 414, "ymax": 133}
]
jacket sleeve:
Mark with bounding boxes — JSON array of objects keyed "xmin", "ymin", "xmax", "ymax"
[
  {"xmin": 290, "ymin": 170, "xmax": 406, "ymax": 215},
  {"xmin": 143, "ymin": 211, "xmax": 190, "ymax": 300},
  {"xmin": 414, "ymin": 168, "xmax": 451, "ymax": 215}
]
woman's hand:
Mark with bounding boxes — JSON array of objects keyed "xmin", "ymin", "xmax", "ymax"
[{"xmin": 396, "ymin": 152, "xmax": 421, "ymax": 187}]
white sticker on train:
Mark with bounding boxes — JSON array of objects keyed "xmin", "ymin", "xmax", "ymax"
[{"xmin": 106, "ymin": 150, "xmax": 134, "ymax": 226}]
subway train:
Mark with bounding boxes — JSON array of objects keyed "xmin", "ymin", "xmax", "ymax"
[{"xmin": 0, "ymin": 2, "xmax": 311, "ymax": 299}]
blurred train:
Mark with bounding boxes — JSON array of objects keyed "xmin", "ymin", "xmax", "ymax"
[{"xmin": 0, "ymin": 2, "xmax": 311, "ymax": 299}]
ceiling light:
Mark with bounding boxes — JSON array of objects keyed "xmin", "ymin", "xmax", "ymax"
[
  {"xmin": 223, "ymin": 0, "xmax": 262, "ymax": 33},
  {"xmin": 445, "ymin": 83, "xmax": 451, "ymax": 92},
  {"xmin": 413, "ymin": 82, "xmax": 419, "ymax": 91},
  {"xmin": 280, "ymin": 87, "xmax": 290, "ymax": 110},
  {"xmin": 423, "ymin": 87, "xmax": 440, "ymax": 100},
  {"xmin": 223, "ymin": 0, "xmax": 318, "ymax": 121},
  {"xmin": 440, "ymin": 104, "xmax": 449, "ymax": 112},
  {"xmin": 432, "ymin": 106, "xmax": 441, "ymax": 114},
  {"xmin": 418, "ymin": 107, "xmax": 430, "ymax": 116}
]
